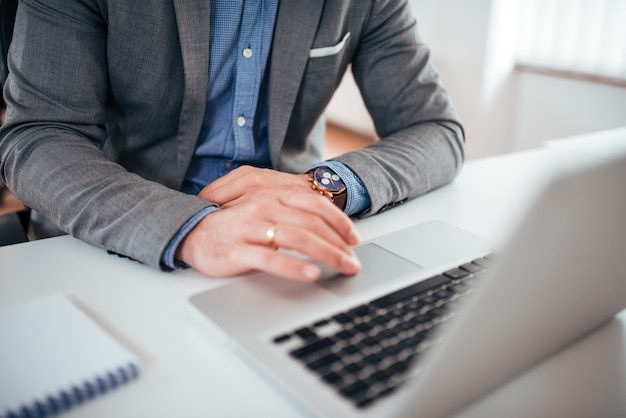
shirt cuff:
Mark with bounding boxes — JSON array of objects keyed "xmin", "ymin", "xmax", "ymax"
[
  {"xmin": 312, "ymin": 160, "xmax": 371, "ymax": 217},
  {"xmin": 160, "ymin": 205, "xmax": 219, "ymax": 270}
]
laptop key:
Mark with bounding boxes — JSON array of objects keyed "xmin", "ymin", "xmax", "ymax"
[
  {"xmin": 294, "ymin": 327, "xmax": 318, "ymax": 341},
  {"xmin": 443, "ymin": 268, "xmax": 470, "ymax": 280},
  {"xmin": 473, "ymin": 257, "xmax": 495, "ymax": 268},
  {"xmin": 460, "ymin": 262, "xmax": 483, "ymax": 273},
  {"xmin": 335, "ymin": 329, "xmax": 355, "ymax": 341},
  {"xmin": 420, "ymin": 294, "xmax": 438, "ymax": 305},
  {"xmin": 435, "ymin": 288, "xmax": 454, "ymax": 299},
  {"xmin": 348, "ymin": 305, "xmax": 374, "ymax": 318},
  {"xmin": 362, "ymin": 353, "xmax": 382, "ymax": 365},
  {"xmin": 370, "ymin": 275, "xmax": 449, "ymax": 309},
  {"xmin": 370, "ymin": 315, "xmax": 389, "ymax": 325},
  {"xmin": 359, "ymin": 336, "xmax": 379, "ymax": 347},
  {"xmin": 307, "ymin": 353, "xmax": 341, "ymax": 371},
  {"xmin": 370, "ymin": 369, "xmax": 391, "ymax": 382},
  {"xmin": 356, "ymin": 396, "xmax": 376, "ymax": 408},
  {"xmin": 341, "ymin": 345, "xmax": 360, "ymax": 356},
  {"xmin": 354, "ymin": 322, "xmax": 373, "ymax": 333},
  {"xmin": 450, "ymin": 282, "xmax": 470, "ymax": 293},
  {"xmin": 322, "ymin": 371, "xmax": 343, "ymax": 385},
  {"xmin": 376, "ymin": 384, "xmax": 396, "ymax": 399},
  {"xmin": 388, "ymin": 360, "xmax": 410, "ymax": 374},
  {"xmin": 484, "ymin": 253, "xmax": 500, "ymax": 262},
  {"xmin": 313, "ymin": 319, "xmax": 329, "ymax": 327},
  {"xmin": 339, "ymin": 380, "xmax": 369, "ymax": 398},
  {"xmin": 272, "ymin": 334, "xmax": 291, "ymax": 344},
  {"xmin": 406, "ymin": 300, "xmax": 424, "ymax": 311},
  {"xmin": 387, "ymin": 307, "xmax": 407, "ymax": 319},
  {"xmin": 343, "ymin": 362, "xmax": 362, "ymax": 374},
  {"xmin": 332, "ymin": 313, "xmax": 353, "ymax": 324},
  {"xmin": 290, "ymin": 337, "xmax": 334, "ymax": 359}
]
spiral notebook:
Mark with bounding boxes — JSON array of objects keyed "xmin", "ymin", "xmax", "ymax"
[{"xmin": 0, "ymin": 294, "xmax": 140, "ymax": 418}]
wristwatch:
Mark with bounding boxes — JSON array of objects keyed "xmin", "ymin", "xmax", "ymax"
[{"xmin": 307, "ymin": 166, "xmax": 347, "ymax": 210}]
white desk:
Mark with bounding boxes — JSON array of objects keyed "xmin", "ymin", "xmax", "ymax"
[
  {"xmin": 1, "ymin": 141, "xmax": 625, "ymax": 417},
  {"xmin": 544, "ymin": 126, "xmax": 626, "ymax": 162}
]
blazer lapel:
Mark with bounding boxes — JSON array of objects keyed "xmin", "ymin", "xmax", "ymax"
[
  {"xmin": 268, "ymin": 0, "xmax": 325, "ymax": 164},
  {"xmin": 172, "ymin": 0, "xmax": 211, "ymax": 183}
]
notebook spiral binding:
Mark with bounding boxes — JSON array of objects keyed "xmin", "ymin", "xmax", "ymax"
[{"xmin": 2, "ymin": 362, "xmax": 139, "ymax": 418}]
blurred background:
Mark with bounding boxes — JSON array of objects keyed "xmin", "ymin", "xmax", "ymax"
[{"xmin": 325, "ymin": 0, "xmax": 626, "ymax": 159}]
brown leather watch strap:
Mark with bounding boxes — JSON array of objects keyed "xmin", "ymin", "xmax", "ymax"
[
  {"xmin": 306, "ymin": 169, "xmax": 348, "ymax": 211},
  {"xmin": 333, "ymin": 188, "xmax": 347, "ymax": 211}
]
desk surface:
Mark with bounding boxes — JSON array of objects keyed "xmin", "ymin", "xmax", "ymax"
[
  {"xmin": 1, "ymin": 138, "xmax": 625, "ymax": 417},
  {"xmin": 544, "ymin": 126, "xmax": 626, "ymax": 162}
]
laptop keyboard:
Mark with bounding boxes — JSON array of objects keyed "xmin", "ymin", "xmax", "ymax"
[{"xmin": 272, "ymin": 254, "xmax": 497, "ymax": 409}]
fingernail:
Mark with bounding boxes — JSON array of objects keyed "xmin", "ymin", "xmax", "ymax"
[
  {"xmin": 342, "ymin": 253, "xmax": 362, "ymax": 272},
  {"xmin": 302, "ymin": 264, "xmax": 320, "ymax": 281},
  {"xmin": 349, "ymin": 228, "xmax": 361, "ymax": 244}
]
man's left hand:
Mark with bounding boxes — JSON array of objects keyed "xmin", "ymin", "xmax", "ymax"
[{"xmin": 198, "ymin": 165, "xmax": 321, "ymax": 208}]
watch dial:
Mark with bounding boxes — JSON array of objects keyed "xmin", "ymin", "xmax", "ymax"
[{"xmin": 314, "ymin": 167, "xmax": 345, "ymax": 193}]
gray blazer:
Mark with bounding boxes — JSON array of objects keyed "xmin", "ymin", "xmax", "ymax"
[{"xmin": 0, "ymin": 0, "xmax": 464, "ymax": 268}]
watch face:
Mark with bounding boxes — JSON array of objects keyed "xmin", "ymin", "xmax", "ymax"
[{"xmin": 314, "ymin": 167, "xmax": 346, "ymax": 193}]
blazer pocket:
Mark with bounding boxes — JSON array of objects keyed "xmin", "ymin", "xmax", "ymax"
[{"xmin": 309, "ymin": 32, "xmax": 351, "ymax": 58}]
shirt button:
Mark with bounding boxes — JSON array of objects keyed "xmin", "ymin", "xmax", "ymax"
[
  {"xmin": 224, "ymin": 161, "xmax": 233, "ymax": 169},
  {"xmin": 242, "ymin": 48, "xmax": 253, "ymax": 58},
  {"xmin": 236, "ymin": 116, "xmax": 246, "ymax": 127}
]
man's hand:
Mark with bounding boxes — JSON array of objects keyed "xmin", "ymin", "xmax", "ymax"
[
  {"xmin": 198, "ymin": 165, "xmax": 320, "ymax": 208},
  {"xmin": 176, "ymin": 166, "xmax": 361, "ymax": 282}
]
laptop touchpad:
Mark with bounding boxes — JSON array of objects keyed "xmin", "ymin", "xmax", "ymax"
[{"xmin": 316, "ymin": 244, "xmax": 422, "ymax": 297}]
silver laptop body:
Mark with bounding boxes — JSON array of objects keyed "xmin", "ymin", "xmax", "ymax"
[{"xmin": 189, "ymin": 156, "xmax": 626, "ymax": 418}]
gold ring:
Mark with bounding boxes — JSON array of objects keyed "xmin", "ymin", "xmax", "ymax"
[{"xmin": 266, "ymin": 224, "xmax": 278, "ymax": 250}]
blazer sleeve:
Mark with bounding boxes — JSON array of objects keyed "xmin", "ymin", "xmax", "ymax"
[
  {"xmin": 0, "ymin": 0, "xmax": 211, "ymax": 268},
  {"xmin": 334, "ymin": 0, "xmax": 465, "ymax": 216}
]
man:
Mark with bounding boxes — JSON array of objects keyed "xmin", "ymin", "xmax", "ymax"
[{"xmin": 0, "ymin": 0, "xmax": 464, "ymax": 282}]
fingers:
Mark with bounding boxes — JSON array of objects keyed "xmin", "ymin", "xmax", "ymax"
[
  {"xmin": 197, "ymin": 169, "xmax": 247, "ymax": 204},
  {"xmin": 198, "ymin": 166, "xmax": 279, "ymax": 205},
  {"xmin": 258, "ymin": 203, "xmax": 354, "ymax": 254},
  {"xmin": 230, "ymin": 221, "xmax": 360, "ymax": 282},
  {"xmin": 240, "ymin": 246, "xmax": 323, "ymax": 282},
  {"xmin": 255, "ymin": 222, "xmax": 361, "ymax": 277},
  {"xmin": 253, "ymin": 185, "xmax": 362, "ymax": 271},
  {"xmin": 278, "ymin": 194, "xmax": 361, "ymax": 246},
  {"xmin": 258, "ymin": 193, "xmax": 360, "ymax": 254},
  {"xmin": 176, "ymin": 196, "xmax": 362, "ymax": 282}
]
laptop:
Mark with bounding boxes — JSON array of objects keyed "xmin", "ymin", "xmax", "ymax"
[{"xmin": 188, "ymin": 155, "xmax": 626, "ymax": 417}]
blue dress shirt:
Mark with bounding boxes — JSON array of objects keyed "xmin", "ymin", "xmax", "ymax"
[
  {"xmin": 162, "ymin": 0, "xmax": 371, "ymax": 268},
  {"xmin": 180, "ymin": 0, "xmax": 277, "ymax": 194}
]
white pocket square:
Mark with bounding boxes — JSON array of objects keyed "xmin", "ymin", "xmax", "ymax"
[{"xmin": 309, "ymin": 32, "xmax": 351, "ymax": 58}]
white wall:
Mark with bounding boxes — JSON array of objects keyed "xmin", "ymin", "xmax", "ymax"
[
  {"xmin": 326, "ymin": 0, "xmax": 626, "ymax": 159},
  {"xmin": 511, "ymin": 72, "xmax": 626, "ymax": 151},
  {"xmin": 410, "ymin": 0, "xmax": 519, "ymax": 159}
]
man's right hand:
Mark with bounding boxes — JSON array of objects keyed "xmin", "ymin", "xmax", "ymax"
[{"xmin": 174, "ymin": 192, "xmax": 361, "ymax": 282}]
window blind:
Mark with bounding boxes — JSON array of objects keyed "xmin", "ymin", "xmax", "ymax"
[{"xmin": 516, "ymin": 0, "xmax": 626, "ymax": 81}]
